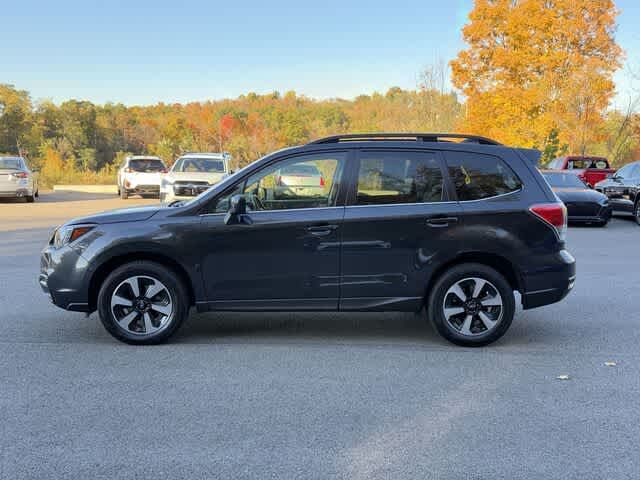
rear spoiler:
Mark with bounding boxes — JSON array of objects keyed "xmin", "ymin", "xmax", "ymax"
[{"xmin": 515, "ymin": 148, "xmax": 541, "ymax": 166}]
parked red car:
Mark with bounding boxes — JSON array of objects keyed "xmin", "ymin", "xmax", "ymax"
[{"xmin": 546, "ymin": 155, "xmax": 616, "ymax": 188}]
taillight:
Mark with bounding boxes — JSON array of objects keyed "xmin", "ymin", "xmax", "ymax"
[
  {"xmin": 11, "ymin": 172, "xmax": 28, "ymax": 179},
  {"xmin": 319, "ymin": 176, "xmax": 325, "ymax": 187},
  {"xmin": 529, "ymin": 203, "xmax": 567, "ymax": 241}
]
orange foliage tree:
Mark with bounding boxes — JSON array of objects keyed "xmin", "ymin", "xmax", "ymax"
[{"xmin": 451, "ymin": 0, "xmax": 623, "ymax": 158}]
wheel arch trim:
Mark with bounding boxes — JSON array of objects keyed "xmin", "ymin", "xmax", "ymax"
[{"xmin": 87, "ymin": 250, "xmax": 197, "ymax": 312}]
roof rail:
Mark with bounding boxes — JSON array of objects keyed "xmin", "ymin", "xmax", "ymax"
[{"xmin": 308, "ymin": 133, "xmax": 502, "ymax": 146}]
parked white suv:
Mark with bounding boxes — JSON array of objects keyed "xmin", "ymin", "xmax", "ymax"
[
  {"xmin": 117, "ymin": 156, "xmax": 167, "ymax": 199},
  {"xmin": 160, "ymin": 153, "xmax": 230, "ymax": 203}
]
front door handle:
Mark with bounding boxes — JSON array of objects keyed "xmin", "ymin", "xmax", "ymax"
[
  {"xmin": 426, "ymin": 217, "xmax": 458, "ymax": 228},
  {"xmin": 306, "ymin": 224, "xmax": 339, "ymax": 236}
]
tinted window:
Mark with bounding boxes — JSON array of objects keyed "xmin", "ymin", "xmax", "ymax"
[
  {"xmin": 355, "ymin": 151, "xmax": 443, "ymax": 205},
  {"xmin": 212, "ymin": 152, "xmax": 346, "ymax": 212},
  {"xmin": 446, "ymin": 152, "xmax": 522, "ymax": 201},
  {"xmin": 128, "ymin": 159, "xmax": 165, "ymax": 172}
]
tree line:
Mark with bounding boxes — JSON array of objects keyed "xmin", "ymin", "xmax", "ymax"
[{"xmin": 1, "ymin": 0, "xmax": 638, "ymax": 186}]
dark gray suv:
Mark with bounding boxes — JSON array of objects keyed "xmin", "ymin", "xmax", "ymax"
[{"xmin": 40, "ymin": 133, "xmax": 576, "ymax": 346}]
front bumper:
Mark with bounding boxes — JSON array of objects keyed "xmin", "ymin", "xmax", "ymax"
[
  {"xmin": 124, "ymin": 184, "xmax": 160, "ymax": 195},
  {"xmin": 567, "ymin": 205, "xmax": 612, "ymax": 224},
  {"xmin": 521, "ymin": 249, "xmax": 576, "ymax": 310},
  {"xmin": 40, "ymin": 243, "xmax": 91, "ymax": 312}
]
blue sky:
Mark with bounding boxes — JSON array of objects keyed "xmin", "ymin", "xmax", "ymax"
[{"xmin": 2, "ymin": 0, "xmax": 639, "ymax": 106}]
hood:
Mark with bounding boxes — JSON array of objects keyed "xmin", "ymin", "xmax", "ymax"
[
  {"xmin": 167, "ymin": 171, "xmax": 227, "ymax": 184},
  {"xmin": 553, "ymin": 188, "xmax": 607, "ymax": 202},
  {"xmin": 67, "ymin": 205, "xmax": 162, "ymax": 225}
]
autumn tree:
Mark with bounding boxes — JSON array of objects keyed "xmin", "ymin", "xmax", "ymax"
[
  {"xmin": 451, "ymin": 0, "xmax": 623, "ymax": 154},
  {"xmin": 0, "ymin": 84, "xmax": 32, "ymax": 154}
]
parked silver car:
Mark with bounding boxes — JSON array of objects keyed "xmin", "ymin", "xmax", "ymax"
[
  {"xmin": 160, "ymin": 153, "xmax": 230, "ymax": 203},
  {"xmin": 0, "ymin": 156, "xmax": 39, "ymax": 202}
]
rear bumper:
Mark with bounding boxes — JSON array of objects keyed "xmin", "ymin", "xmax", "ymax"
[
  {"xmin": 521, "ymin": 249, "xmax": 576, "ymax": 310},
  {"xmin": 0, "ymin": 188, "xmax": 30, "ymax": 198}
]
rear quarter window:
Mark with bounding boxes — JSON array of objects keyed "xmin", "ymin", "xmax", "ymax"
[{"xmin": 445, "ymin": 151, "xmax": 522, "ymax": 201}]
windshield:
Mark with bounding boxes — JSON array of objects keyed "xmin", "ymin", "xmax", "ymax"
[
  {"xmin": 566, "ymin": 158, "xmax": 609, "ymax": 169},
  {"xmin": 128, "ymin": 159, "xmax": 165, "ymax": 172},
  {"xmin": 543, "ymin": 172, "xmax": 586, "ymax": 188},
  {"xmin": 0, "ymin": 157, "xmax": 24, "ymax": 170},
  {"xmin": 173, "ymin": 157, "xmax": 225, "ymax": 173}
]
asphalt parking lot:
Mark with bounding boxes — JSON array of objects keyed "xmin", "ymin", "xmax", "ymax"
[{"xmin": 1, "ymin": 192, "xmax": 639, "ymax": 479}]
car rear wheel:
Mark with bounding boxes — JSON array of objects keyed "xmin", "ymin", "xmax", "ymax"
[
  {"xmin": 120, "ymin": 188, "xmax": 128, "ymax": 199},
  {"xmin": 428, "ymin": 263, "xmax": 515, "ymax": 347},
  {"xmin": 26, "ymin": 194, "xmax": 35, "ymax": 203},
  {"xmin": 634, "ymin": 200, "xmax": 640, "ymax": 226},
  {"xmin": 97, "ymin": 261, "xmax": 189, "ymax": 345}
]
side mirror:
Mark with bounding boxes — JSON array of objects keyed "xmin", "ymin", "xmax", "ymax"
[{"xmin": 224, "ymin": 194, "xmax": 251, "ymax": 225}]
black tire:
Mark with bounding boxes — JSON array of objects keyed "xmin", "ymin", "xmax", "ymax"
[
  {"xmin": 26, "ymin": 194, "xmax": 35, "ymax": 203},
  {"xmin": 120, "ymin": 188, "xmax": 128, "ymax": 200},
  {"xmin": 634, "ymin": 200, "xmax": 640, "ymax": 226},
  {"xmin": 35, "ymin": 189, "xmax": 39, "ymax": 198},
  {"xmin": 427, "ymin": 263, "xmax": 515, "ymax": 347},
  {"xmin": 97, "ymin": 261, "xmax": 190, "ymax": 345}
]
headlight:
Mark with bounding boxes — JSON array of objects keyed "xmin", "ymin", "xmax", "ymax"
[{"xmin": 53, "ymin": 225, "xmax": 95, "ymax": 248}]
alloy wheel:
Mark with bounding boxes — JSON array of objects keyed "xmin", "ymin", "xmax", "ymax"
[
  {"xmin": 110, "ymin": 275, "xmax": 174, "ymax": 336},
  {"xmin": 442, "ymin": 277, "xmax": 503, "ymax": 336}
]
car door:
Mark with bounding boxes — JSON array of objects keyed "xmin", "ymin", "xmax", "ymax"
[
  {"xmin": 339, "ymin": 148, "xmax": 461, "ymax": 310},
  {"xmin": 197, "ymin": 150, "xmax": 350, "ymax": 310}
]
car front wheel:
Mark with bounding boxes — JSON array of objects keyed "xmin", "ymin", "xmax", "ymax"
[
  {"xmin": 428, "ymin": 263, "xmax": 515, "ymax": 347},
  {"xmin": 634, "ymin": 200, "xmax": 640, "ymax": 226},
  {"xmin": 97, "ymin": 261, "xmax": 189, "ymax": 345}
]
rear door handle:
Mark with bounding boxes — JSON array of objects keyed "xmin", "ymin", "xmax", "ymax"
[
  {"xmin": 426, "ymin": 217, "xmax": 458, "ymax": 228},
  {"xmin": 306, "ymin": 224, "xmax": 339, "ymax": 236}
]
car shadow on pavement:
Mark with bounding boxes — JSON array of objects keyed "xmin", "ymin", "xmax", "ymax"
[{"xmin": 174, "ymin": 311, "xmax": 447, "ymax": 346}]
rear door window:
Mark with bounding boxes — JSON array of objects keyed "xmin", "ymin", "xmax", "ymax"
[
  {"xmin": 445, "ymin": 151, "xmax": 522, "ymax": 201},
  {"xmin": 354, "ymin": 151, "xmax": 444, "ymax": 205}
]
